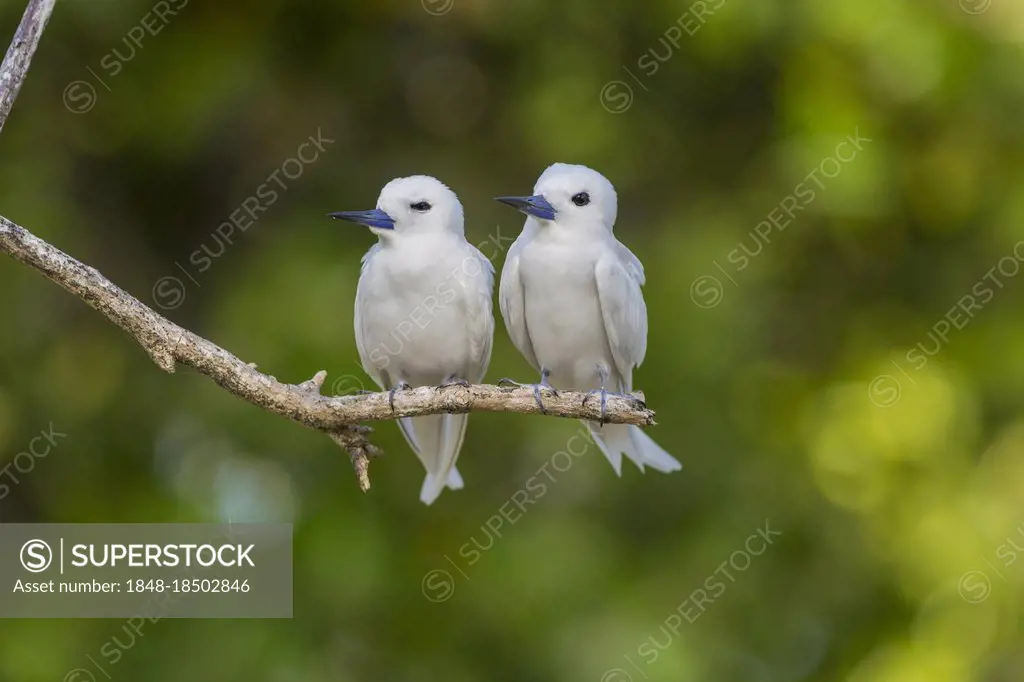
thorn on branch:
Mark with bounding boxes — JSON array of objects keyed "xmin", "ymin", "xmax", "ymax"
[
  {"xmin": 144, "ymin": 345, "xmax": 176, "ymax": 373},
  {"xmin": 296, "ymin": 370, "xmax": 327, "ymax": 394}
]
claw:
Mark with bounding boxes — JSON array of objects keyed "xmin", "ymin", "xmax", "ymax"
[
  {"xmin": 533, "ymin": 383, "xmax": 547, "ymax": 414},
  {"xmin": 499, "ymin": 372, "xmax": 558, "ymax": 413},
  {"xmin": 533, "ymin": 368, "xmax": 561, "ymax": 413},
  {"xmin": 437, "ymin": 377, "xmax": 471, "ymax": 391},
  {"xmin": 387, "ymin": 381, "xmax": 412, "ymax": 413},
  {"xmin": 582, "ymin": 388, "xmax": 609, "ymax": 425}
]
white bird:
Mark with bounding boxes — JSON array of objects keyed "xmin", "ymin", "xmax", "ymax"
[
  {"xmin": 495, "ymin": 163, "xmax": 681, "ymax": 475},
  {"xmin": 329, "ymin": 176, "xmax": 494, "ymax": 504}
]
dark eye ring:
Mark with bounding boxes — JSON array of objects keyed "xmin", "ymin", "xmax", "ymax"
[
  {"xmin": 571, "ymin": 192, "xmax": 590, "ymax": 207},
  {"xmin": 410, "ymin": 201, "xmax": 431, "ymax": 211}
]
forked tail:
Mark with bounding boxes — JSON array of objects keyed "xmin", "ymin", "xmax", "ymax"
[
  {"xmin": 397, "ymin": 414, "xmax": 469, "ymax": 504},
  {"xmin": 586, "ymin": 422, "xmax": 682, "ymax": 475}
]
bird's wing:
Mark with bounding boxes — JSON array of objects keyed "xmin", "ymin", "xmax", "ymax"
[
  {"xmin": 462, "ymin": 244, "xmax": 496, "ymax": 383},
  {"xmin": 354, "ymin": 244, "xmax": 429, "ymax": 461},
  {"xmin": 417, "ymin": 243, "xmax": 495, "ymax": 505},
  {"xmin": 594, "ymin": 240, "xmax": 648, "ymax": 392},
  {"xmin": 615, "ymin": 239, "xmax": 645, "ymax": 286},
  {"xmin": 353, "ymin": 243, "xmax": 385, "ymax": 389},
  {"xmin": 498, "ymin": 225, "xmax": 540, "ymax": 371}
]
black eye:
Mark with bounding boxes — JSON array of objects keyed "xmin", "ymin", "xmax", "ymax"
[
  {"xmin": 571, "ymin": 192, "xmax": 590, "ymax": 207},
  {"xmin": 410, "ymin": 201, "xmax": 431, "ymax": 211}
]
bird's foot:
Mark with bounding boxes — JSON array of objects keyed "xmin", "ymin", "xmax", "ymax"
[
  {"xmin": 436, "ymin": 377, "xmax": 471, "ymax": 392},
  {"xmin": 387, "ymin": 381, "xmax": 413, "ymax": 413},
  {"xmin": 498, "ymin": 375, "xmax": 559, "ymax": 414},
  {"xmin": 534, "ymin": 377, "xmax": 560, "ymax": 414},
  {"xmin": 582, "ymin": 388, "xmax": 610, "ymax": 425}
]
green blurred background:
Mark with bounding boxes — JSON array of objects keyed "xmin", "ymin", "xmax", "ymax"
[{"xmin": 2, "ymin": 0, "xmax": 1024, "ymax": 679}]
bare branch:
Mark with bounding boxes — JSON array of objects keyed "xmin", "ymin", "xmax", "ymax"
[
  {"xmin": 0, "ymin": 0, "xmax": 658, "ymax": 492},
  {"xmin": 0, "ymin": 216, "xmax": 657, "ymax": 490},
  {"xmin": 0, "ymin": 0, "xmax": 56, "ymax": 133}
]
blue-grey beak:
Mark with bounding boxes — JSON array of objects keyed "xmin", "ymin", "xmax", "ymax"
[
  {"xmin": 494, "ymin": 194, "xmax": 556, "ymax": 221},
  {"xmin": 327, "ymin": 208, "xmax": 395, "ymax": 230}
]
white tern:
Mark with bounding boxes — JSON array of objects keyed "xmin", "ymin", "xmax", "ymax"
[
  {"xmin": 329, "ymin": 176, "xmax": 494, "ymax": 504},
  {"xmin": 495, "ymin": 163, "xmax": 681, "ymax": 475}
]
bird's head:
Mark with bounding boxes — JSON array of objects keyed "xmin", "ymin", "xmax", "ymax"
[
  {"xmin": 495, "ymin": 163, "xmax": 618, "ymax": 233},
  {"xmin": 329, "ymin": 175, "xmax": 464, "ymax": 237}
]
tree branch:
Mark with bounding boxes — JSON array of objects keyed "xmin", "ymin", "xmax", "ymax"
[
  {"xmin": 0, "ymin": 216, "xmax": 657, "ymax": 490},
  {"xmin": 0, "ymin": 0, "xmax": 658, "ymax": 493},
  {"xmin": 0, "ymin": 0, "xmax": 55, "ymax": 134}
]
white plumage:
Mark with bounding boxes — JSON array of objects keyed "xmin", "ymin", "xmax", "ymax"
[
  {"xmin": 497, "ymin": 163, "xmax": 681, "ymax": 475},
  {"xmin": 334, "ymin": 175, "xmax": 494, "ymax": 504}
]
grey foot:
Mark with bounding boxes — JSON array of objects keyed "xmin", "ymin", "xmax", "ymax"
[
  {"xmin": 498, "ymin": 371, "xmax": 558, "ymax": 414},
  {"xmin": 437, "ymin": 377, "xmax": 471, "ymax": 391},
  {"xmin": 582, "ymin": 388, "xmax": 613, "ymax": 425},
  {"xmin": 388, "ymin": 381, "xmax": 412, "ymax": 413}
]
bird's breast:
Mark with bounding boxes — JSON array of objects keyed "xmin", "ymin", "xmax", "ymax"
[
  {"xmin": 518, "ymin": 241, "xmax": 610, "ymax": 383},
  {"xmin": 357, "ymin": 239, "xmax": 485, "ymax": 381}
]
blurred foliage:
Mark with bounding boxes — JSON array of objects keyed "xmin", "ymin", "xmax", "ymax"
[{"xmin": 2, "ymin": 0, "xmax": 1024, "ymax": 680}]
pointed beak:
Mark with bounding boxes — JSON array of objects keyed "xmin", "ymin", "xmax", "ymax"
[
  {"xmin": 327, "ymin": 208, "xmax": 395, "ymax": 230},
  {"xmin": 494, "ymin": 194, "xmax": 556, "ymax": 221}
]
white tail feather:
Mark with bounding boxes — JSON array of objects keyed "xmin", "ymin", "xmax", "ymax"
[
  {"xmin": 628, "ymin": 426, "xmax": 682, "ymax": 473},
  {"xmin": 588, "ymin": 424, "xmax": 624, "ymax": 476},
  {"xmin": 586, "ymin": 422, "xmax": 681, "ymax": 474},
  {"xmin": 398, "ymin": 414, "xmax": 469, "ymax": 505}
]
